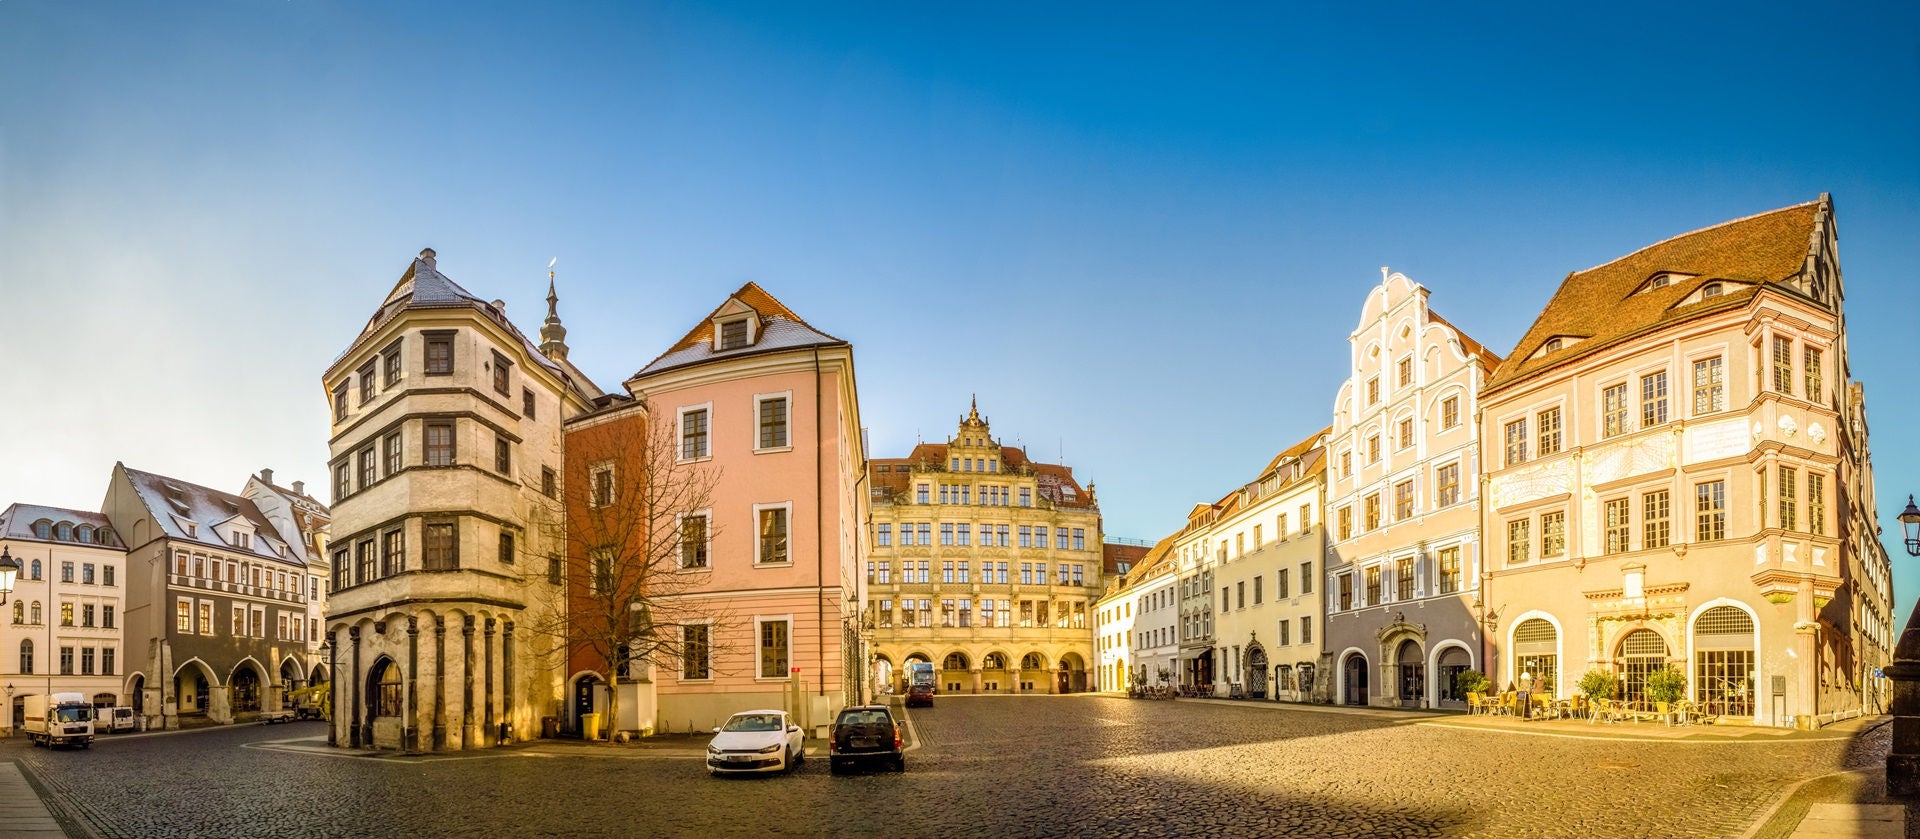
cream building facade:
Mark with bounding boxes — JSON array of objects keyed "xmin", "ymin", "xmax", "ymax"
[
  {"xmin": 1324, "ymin": 272, "xmax": 1498, "ymax": 709},
  {"xmin": 868, "ymin": 404, "xmax": 1104, "ymax": 695},
  {"xmin": 1206, "ymin": 430, "xmax": 1329, "ymax": 702},
  {"xmin": 1480, "ymin": 196, "xmax": 1893, "ymax": 727},
  {"xmin": 322, "ymin": 249, "xmax": 601, "ymax": 751},
  {"xmin": 0, "ymin": 505, "xmax": 129, "ymax": 725},
  {"xmin": 241, "ymin": 470, "xmax": 331, "ymax": 678}
]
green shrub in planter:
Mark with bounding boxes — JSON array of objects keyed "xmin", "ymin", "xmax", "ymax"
[
  {"xmin": 1578, "ymin": 669, "xmax": 1617, "ymax": 704},
  {"xmin": 1646, "ymin": 665, "xmax": 1687, "ymax": 705},
  {"xmin": 1454, "ymin": 669, "xmax": 1491, "ymax": 696}
]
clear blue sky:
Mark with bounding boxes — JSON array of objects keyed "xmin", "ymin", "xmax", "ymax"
[{"xmin": 4, "ymin": 3, "xmax": 1917, "ymax": 617}]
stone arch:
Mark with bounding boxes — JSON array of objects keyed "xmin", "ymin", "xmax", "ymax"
[
  {"xmin": 941, "ymin": 650, "xmax": 971, "ymax": 671},
  {"xmin": 173, "ymin": 657, "xmax": 220, "ymax": 719},
  {"xmin": 1245, "ymin": 642, "xmax": 1269, "ymax": 699},
  {"xmin": 1506, "ymin": 609, "xmax": 1563, "ymax": 694},
  {"xmin": 365, "ymin": 655, "xmax": 404, "ymax": 750},
  {"xmin": 567, "ymin": 669, "xmax": 607, "ymax": 737},
  {"xmin": 1337, "ymin": 646, "xmax": 1370, "ymax": 706},
  {"xmin": 229, "ymin": 656, "xmax": 269, "ymax": 715},
  {"xmin": 1428, "ymin": 640, "xmax": 1476, "ymax": 706},
  {"xmin": 904, "ymin": 651, "xmax": 933, "ymax": 666},
  {"xmin": 124, "ymin": 672, "xmax": 148, "ymax": 715},
  {"xmin": 981, "ymin": 650, "xmax": 1012, "ymax": 671},
  {"xmin": 1020, "ymin": 651, "xmax": 1048, "ymax": 671},
  {"xmin": 1612, "ymin": 624, "xmax": 1677, "ymax": 705},
  {"xmin": 1687, "ymin": 597, "xmax": 1761, "ymax": 720}
]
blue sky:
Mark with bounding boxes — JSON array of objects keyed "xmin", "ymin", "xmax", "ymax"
[{"xmin": 3, "ymin": 2, "xmax": 1917, "ymax": 615}]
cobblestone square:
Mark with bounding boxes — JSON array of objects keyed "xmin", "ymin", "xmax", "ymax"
[{"xmin": 5, "ymin": 695, "xmax": 1888, "ymax": 838}]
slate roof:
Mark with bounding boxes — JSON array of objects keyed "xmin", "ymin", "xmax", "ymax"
[
  {"xmin": 1488, "ymin": 199, "xmax": 1823, "ymax": 392},
  {"xmin": 118, "ymin": 466, "xmax": 304, "ymax": 568},
  {"xmin": 0, "ymin": 504, "xmax": 117, "ymax": 545},
  {"xmin": 631, "ymin": 282, "xmax": 847, "ymax": 380}
]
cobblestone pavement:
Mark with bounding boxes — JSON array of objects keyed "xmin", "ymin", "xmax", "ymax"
[{"xmin": 5, "ymin": 697, "xmax": 1890, "ymax": 838}]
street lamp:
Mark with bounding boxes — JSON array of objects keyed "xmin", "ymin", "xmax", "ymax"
[
  {"xmin": 0, "ymin": 546, "xmax": 20, "ymax": 604},
  {"xmin": 1899, "ymin": 495, "xmax": 1920, "ymax": 558}
]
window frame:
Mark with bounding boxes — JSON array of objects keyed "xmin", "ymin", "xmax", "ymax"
[
  {"xmin": 423, "ymin": 330, "xmax": 455, "ymax": 377},
  {"xmin": 678, "ymin": 403, "xmax": 713, "ymax": 462},
  {"xmin": 753, "ymin": 502, "xmax": 794, "ymax": 566},
  {"xmin": 755, "ymin": 615, "xmax": 793, "ymax": 681},
  {"xmin": 753, "ymin": 392, "xmax": 793, "ymax": 453},
  {"xmin": 678, "ymin": 510, "xmax": 712, "ymax": 570}
]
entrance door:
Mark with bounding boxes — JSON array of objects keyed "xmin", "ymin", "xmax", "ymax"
[
  {"xmin": 1397, "ymin": 640, "xmax": 1425, "ymax": 708},
  {"xmin": 1344, "ymin": 654, "xmax": 1368, "ymax": 705},
  {"xmin": 572, "ymin": 676, "xmax": 602, "ymax": 736},
  {"xmin": 1247, "ymin": 647, "xmax": 1268, "ymax": 699}
]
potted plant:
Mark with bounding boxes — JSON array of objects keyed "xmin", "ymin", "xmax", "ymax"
[
  {"xmin": 1646, "ymin": 665, "xmax": 1687, "ymax": 721},
  {"xmin": 1455, "ymin": 669, "xmax": 1490, "ymax": 698},
  {"xmin": 1578, "ymin": 668, "xmax": 1617, "ymax": 719}
]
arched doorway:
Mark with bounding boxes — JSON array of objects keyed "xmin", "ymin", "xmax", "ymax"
[
  {"xmin": 1247, "ymin": 645, "xmax": 1269, "ymax": 699},
  {"xmin": 1396, "ymin": 640, "xmax": 1425, "ymax": 708},
  {"xmin": 231, "ymin": 665, "xmax": 262, "ymax": 714},
  {"xmin": 1434, "ymin": 646, "xmax": 1472, "ymax": 707},
  {"xmin": 904, "ymin": 653, "xmax": 931, "ymax": 694},
  {"xmin": 365, "ymin": 657, "xmax": 402, "ymax": 748},
  {"xmin": 1020, "ymin": 652, "xmax": 1046, "ymax": 693},
  {"xmin": 941, "ymin": 652, "xmax": 971, "ymax": 694},
  {"xmin": 175, "ymin": 663, "xmax": 213, "ymax": 719},
  {"xmin": 872, "ymin": 656, "xmax": 894, "ymax": 696},
  {"xmin": 1694, "ymin": 606, "xmax": 1756, "ymax": 718},
  {"xmin": 1618, "ymin": 629, "xmax": 1669, "ymax": 706},
  {"xmin": 981, "ymin": 652, "xmax": 1010, "ymax": 693},
  {"xmin": 129, "ymin": 675, "xmax": 145, "ymax": 714},
  {"xmin": 1343, "ymin": 653, "xmax": 1369, "ymax": 705},
  {"xmin": 571, "ymin": 673, "xmax": 605, "ymax": 737},
  {"xmin": 1513, "ymin": 619, "xmax": 1559, "ymax": 696}
]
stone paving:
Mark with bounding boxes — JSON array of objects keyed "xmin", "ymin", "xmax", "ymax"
[{"xmin": 0, "ymin": 696, "xmax": 1892, "ymax": 838}]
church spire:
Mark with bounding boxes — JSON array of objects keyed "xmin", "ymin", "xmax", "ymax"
[{"xmin": 539, "ymin": 258, "xmax": 569, "ymax": 361}]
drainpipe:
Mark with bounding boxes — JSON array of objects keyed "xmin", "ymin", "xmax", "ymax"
[{"xmin": 814, "ymin": 348, "xmax": 825, "ymax": 711}]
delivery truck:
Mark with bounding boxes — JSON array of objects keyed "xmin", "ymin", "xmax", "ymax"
[{"xmin": 24, "ymin": 692, "xmax": 94, "ymax": 748}]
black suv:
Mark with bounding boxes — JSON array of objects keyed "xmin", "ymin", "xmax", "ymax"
[{"xmin": 828, "ymin": 705, "xmax": 905, "ymax": 773}]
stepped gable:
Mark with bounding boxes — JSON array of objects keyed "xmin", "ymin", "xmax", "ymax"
[{"xmin": 1489, "ymin": 200, "xmax": 1823, "ymax": 392}]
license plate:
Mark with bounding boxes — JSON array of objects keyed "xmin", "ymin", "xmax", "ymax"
[
  {"xmin": 728, "ymin": 755, "xmax": 751, "ymax": 762},
  {"xmin": 852, "ymin": 738, "xmax": 877, "ymax": 748}
]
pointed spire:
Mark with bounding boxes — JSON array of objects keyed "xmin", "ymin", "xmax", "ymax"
[
  {"xmin": 968, "ymin": 394, "xmax": 979, "ymax": 423},
  {"xmin": 538, "ymin": 259, "xmax": 569, "ymax": 361}
]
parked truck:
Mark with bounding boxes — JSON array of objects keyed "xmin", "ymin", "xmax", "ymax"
[{"xmin": 24, "ymin": 692, "xmax": 93, "ymax": 748}]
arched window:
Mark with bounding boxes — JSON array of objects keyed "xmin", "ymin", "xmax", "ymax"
[
  {"xmin": 942, "ymin": 652, "xmax": 969, "ymax": 671},
  {"xmin": 29, "ymin": 560, "xmax": 40, "ymax": 581},
  {"xmin": 30, "ymin": 601, "xmax": 41, "ymax": 625},
  {"xmin": 32, "ymin": 520, "xmax": 51, "ymax": 539},
  {"xmin": 982, "ymin": 652, "xmax": 1007, "ymax": 670},
  {"xmin": 1617, "ymin": 629, "xmax": 1669, "ymax": 705},
  {"xmin": 370, "ymin": 659, "xmax": 403, "ymax": 717},
  {"xmin": 1694, "ymin": 606, "xmax": 1756, "ymax": 717},
  {"xmin": 19, "ymin": 639, "xmax": 32, "ymax": 674},
  {"xmin": 1701, "ymin": 283, "xmax": 1723, "ymax": 300},
  {"xmin": 1021, "ymin": 652, "xmax": 1045, "ymax": 671},
  {"xmin": 55, "ymin": 522, "xmax": 72, "ymax": 541},
  {"xmin": 1513, "ymin": 619, "xmax": 1559, "ymax": 696},
  {"xmin": 1544, "ymin": 338, "xmax": 1562, "ymax": 353},
  {"xmin": 9, "ymin": 601, "xmax": 19, "ymax": 625}
]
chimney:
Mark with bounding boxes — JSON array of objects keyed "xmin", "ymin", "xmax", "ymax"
[
  {"xmin": 492, "ymin": 299, "xmax": 507, "ymax": 314},
  {"xmin": 260, "ymin": 468, "xmax": 274, "ymax": 485},
  {"xmin": 419, "ymin": 247, "xmax": 437, "ymax": 268},
  {"xmin": 292, "ymin": 481, "xmax": 305, "ymax": 496}
]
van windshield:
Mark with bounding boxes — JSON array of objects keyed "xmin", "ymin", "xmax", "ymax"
[{"xmin": 53, "ymin": 707, "xmax": 88, "ymax": 723}]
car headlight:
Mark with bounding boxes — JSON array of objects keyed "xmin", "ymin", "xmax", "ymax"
[
  {"xmin": 707, "ymin": 745, "xmax": 720, "ymax": 754},
  {"xmin": 758, "ymin": 744, "xmax": 781, "ymax": 754}
]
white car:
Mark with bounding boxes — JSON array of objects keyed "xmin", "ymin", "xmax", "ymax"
[{"xmin": 707, "ymin": 710, "xmax": 806, "ymax": 775}]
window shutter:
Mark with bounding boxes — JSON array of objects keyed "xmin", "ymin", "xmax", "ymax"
[{"xmin": 1414, "ymin": 553, "xmax": 1426, "ymax": 598}]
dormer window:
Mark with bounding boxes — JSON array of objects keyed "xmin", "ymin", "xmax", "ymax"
[
  {"xmin": 1544, "ymin": 338, "xmax": 1562, "ymax": 353},
  {"xmin": 719, "ymin": 318, "xmax": 750, "ymax": 350},
  {"xmin": 1701, "ymin": 283, "xmax": 1723, "ymax": 300},
  {"xmin": 1650, "ymin": 275, "xmax": 1669, "ymax": 289}
]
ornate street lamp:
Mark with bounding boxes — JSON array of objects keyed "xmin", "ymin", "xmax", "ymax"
[
  {"xmin": 1899, "ymin": 496, "xmax": 1920, "ymax": 558},
  {"xmin": 0, "ymin": 546, "xmax": 20, "ymax": 604}
]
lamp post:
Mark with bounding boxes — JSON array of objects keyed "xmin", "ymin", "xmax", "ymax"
[
  {"xmin": 0, "ymin": 548, "xmax": 18, "ymax": 738},
  {"xmin": 1884, "ymin": 496, "xmax": 1920, "ymax": 795}
]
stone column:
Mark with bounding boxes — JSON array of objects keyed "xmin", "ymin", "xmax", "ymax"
[
  {"xmin": 462, "ymin": 616, "xmax": 476, "ymax": 749},
  {"xmin": 433, "ymin": 618, "xmax": 447, "ymax": 751},
  {"xmin": 484, "ymin": 618, "xmax": 496, "ymax": 746},
  {"xmin": 502, "ymin": 621, "xmax": 515, "ymax": 743},
  {"xmin": 1794, "ymin": 579, "xmax": 1819, "ymax": 729},
  {"xmin": 326, "ymin": 629, "xmax": 338, "ymax": 747},
  {"xmin": 405, "ymin": 616, "xmax": 419, "ymax": 754},
  {"xmin": 349, "ymin": 625, "xmax": 362, "ymax": 748},
  {"xmin": 363, "ymin": 622, "xmax": 382, "ymax": 747}
]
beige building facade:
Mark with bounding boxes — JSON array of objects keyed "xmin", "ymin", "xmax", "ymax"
[
  {"xmin": 1207, "ymin": 430, "xmax": 1329, "ymax": 702},
  {"xmin": 1481, "ymin": 196, "xmax": 1893, "ymax": 727},
  {"xmin": 867, "ymin": 404, "xmax": 1104, "ymax": 695},
  {"xmin": 0, "ymin": 505, "xmax": 129, "ymax": 725}
]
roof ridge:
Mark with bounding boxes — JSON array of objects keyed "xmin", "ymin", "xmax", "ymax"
[{"xmin": 1567, "ymin": 200, "xmax": 1821, "ymax": 277}]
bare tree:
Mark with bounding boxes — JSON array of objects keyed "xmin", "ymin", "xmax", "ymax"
[{"xmin": 522, "ymin": 407, "xmax": 730, "ymax": 738}]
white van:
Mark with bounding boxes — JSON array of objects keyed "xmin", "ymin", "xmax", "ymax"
[{"xmin": 104, "ymin": 707, "xmax": 136, "ymax": 733}]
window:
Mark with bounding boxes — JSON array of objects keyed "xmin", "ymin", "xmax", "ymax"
[
  {"xmin": 358, "ymin": 360, "xmax": 377, "ymax": 404},
  {"xmin": 1436, "ymin": 463, "xmax": 1460, "ymax": 507},
  {"xmin": 1604, "ymin": 499, "xmax": 1630, "ymax": 554},
  {"xmin": 720, "ymin": 319, "xmax": 749, "ymax": 350},
  {"xmin": 1367, "ymin": 435, "xmax": 1380, "ymax": 464},
  {"xmin": 1395, "ymin": 557, "xmax": 1414, "ymax": 600},
  {"xmin": 1544, "ymin": 337, "xmax": 1562, "ymax": 353},
  {"xmin": 60, "ymin": 646, "xmax": 73, "ymax": 676},
  {"xmin": 383, "ymin": 431, "xmax": 402, "ymax": 476},
  {"xmin": 383, "ymin": 344, "xmax": 402, "ymax": 387},
  {"xmin": 759, "ymin": 619, "xmax": 790, "ymax": 679},
  {"xmin": 1397, "ymin": 356, "xmax": 1412, "ymax": 388},
  {"xmin": 332, "ymin": 549, "xmax": 350, "ymax": 591},
  {"xmin": 590, "ymin": 461, "xmax": 615, "ymax": 508},
  {"xmin": 102, "ymin": 648, "xmax": 115, "ymax": 676},
  {"xmin": 199, "ymin": 602, "xmax": 214, "ymax": 635},
  {"xmin": 957, "ymin": 525, "xmax": 972, "ymax": 547},
  {"xmin": 1397, "ymin": 418, "xmax": 1414, "ymax": 450},
  {"xmin": 1442, "ymin": 396, "xmax": 1460, "ymax": 430},
  {"xmin": 1643, "ymin": 490, "xmax": 1671, "ymax": 549},
  {"xmin": 1693, "ymin": 357, "xmax": 1724, "ymax": 415},
  {"xmin": 498, "ymin": 531, "xmax": 515, "ymax": 565},
  {"xmin": 425, "ymin": 421, "xmax": 455, "ymax": 466},
  {"xmin": 522, "ymin": 388, "xmax": 535, "ymax": 419},
  {"xmin": 1602, "ymin": 384, "xmax": 1629, "ymax": 438},
  {"xmin": 757, "ymin": 396, "xmax": 789, "ymax": 449},
  {"xmin": 1808, "ymin": 474, "xmax": 1826, "ymax": 535},
  {"xmin": 547, "ymin": 554, "xmax": 563, "ymax": 585},
  {"xmin": 424, "ymin": 332, "xmax": 454, "ymax": 375},
  {"xmin": 589, "ymin": 549, "xmax": 613, "ymax": 595},
  {"xmin": 17, "ymin": 640, "xmax": 29, "ymax": 674},
  {"xmin": 1771, "ymin": 336, "xmax": 1794, "ymax": 395},
  {"xmin": 1505, "ymin": 419, "xmax": 1528, "ymax": 467},
  {"xmin": 333, "ymin": 383, "xmax": 348, "ymax": 422},
  {"xmin": 358, "ymin": 446, "xmax": 377, "ymax": 490},
  {"xmin": 1696, "ymin": 481, "xmax": 1726, "ymax": 542},
  {"xmin": 541, "ymin": 467, "xmax": 557, "ymax": 498},
  {"xmin": 1541, "ymin": 511, "xmax": 1566, "ymax": 557},
  {"xmin": 680, "ymin": 625, "xmax": 710, "ymax": 679},
  {"xmin": 917, "ymin": 484, "xmax": 930, "ymax": 504},
  {"xmin": 1340, "ymin": 451, "xmax": 1351, "ymax": 478},
  {"xmin": 680, "ymin": 408, "xmax": 710, "ymax": 459},
  {"xmin": 1073, "ymin": 529, "xmax": 1086, "ymax": 551},
  {"xmin": 356, "ymin": 538, "xmax": 375, "ymax": 585},
  {"xmin": 60, "ymin": 602, "xmax": 73, "ymax": 626},
  {"xmin": 1338, "ymin": 507, "xmax": 1353, "ymax": 541},
  {"xmin": 494, "ymin": 434, "xmax": 511, "ymax": 474},
  {"xmin": 1018, "ymin": 487, "xmax": 1031, "ymax": 507},
  {"xmin": 1253, "ymin": 575, "xmax": 1263, "ymax": 604},
  {"xmin": 1300, "ymin": 563, "xmax": 1312, "ymax": 594},
  {"xmin": 29, "ymin": 601, "xmax": 39, "ymax": 625},
  {"xmin": 1778, "ymin": 467, "xmax": 1798, "ymax": 531},
  {"xmin": 103, "ymin": 565, "xmax": 114, "ymax": 587},
  {"xmin": 1366, "ymin": 376, "xmax": 1380, "ymax": 406},
  {"xmin": 1539, "ymin": 407, "xmax": 1563, "ymax": 455},
  {"xmin": 758, "ymin": 507, "xmax": 789, "ymax": 564},
  {"xmin": 1338, "ymin": 575, "xmax": 1352, "ymax": 610},
  {"xmin": 1364, "ymin": 494, "xmax": 1380, "ymax": 531},
  {"xmin": 1701, "ymin": 282, "xmax": 1723, "ymax": 299},
  {"xmin": 1394, "ymin": 480, "xmax": 1414, "ymax": 520},
  {"xmin": 424, "ymin": 522, "xmax": 458, "ymax": 570},
  {"xmin": 9, "ymin": 602, "xmax": 17, "ymax": 624},
  {"xmin": 1507, "ymin": 519, "xmax": 1530, "ymax": 565},
  {"xmin": 490, "ymin": 351, "xmax": 511, "ymax": 395},
  {"xmin": 1437, "ymin": 546, "xmax": 1461, "ymax": 594},
  {"xmin": 392, "ymin": 528, "xmax": 418, "ymax": 578},
  {"xmin": 60, "ymin": 562, "xmax": 73, "ymax": 583},
  {"xmin": 1301, "ymin": 616, "xmax": 1312, "ymax": 644},
  {"xmin": 334, "ymin": 462, "xmax": 351, "ymax": 500},
  {"xmin": 1805, "ymin": 347, "xmax": 1824, "ymax": 403},
  {"xmin": 1364, "ymin": 567, "xmax": 1381, "ymax": 604},
  {"xmin": 1641, "ymin": 372, "xmax": 1669, "ymax": 427}
]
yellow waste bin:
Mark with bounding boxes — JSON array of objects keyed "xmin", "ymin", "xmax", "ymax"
[{"xmin": 581, "ymin": 713, "xmax": 602, "ymax": 740}]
